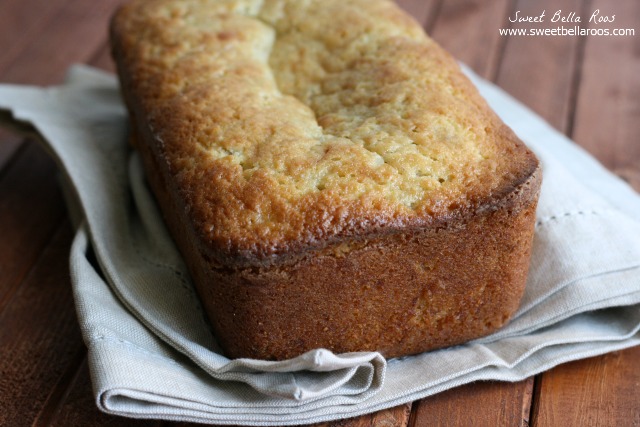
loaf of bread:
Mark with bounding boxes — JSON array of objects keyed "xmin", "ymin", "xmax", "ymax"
[{"xmin": 110, "ymin": 0, "xmax": 541, "ymax": 360}]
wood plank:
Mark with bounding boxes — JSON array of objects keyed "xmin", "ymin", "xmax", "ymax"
[
  {"xmin": 0, "ymin": 0, "xmax": 123, "ymax": 85},
  {"xmin": 409, "ymin": 379, "xmax": 534, "ymax": 427},
  {"xmin": 491, "ymin": 1, "xmax": 640, "ymax": 425},
  {"xmin": 33, "ymin": 346, "xmax": 88, "ymax": 427},
  {"xmin": 0, "ymin": 221, "xmax": 86, "ymax": 426},
  {"xmin": 395, "ymin": 0, "xmax": 442, "ymax": 32},
  {"xmin": 532, "ymin": 0, "xmax": 640, "ymax": 424},
  {"xmin": 167, "ymin": 403, "xmax": 412, "ymax": 427},
  {"xmin": 428, "ymin": 0, "xmax": 513, "ymax": 79},
  {"xmin": 532, "ymin": 348, "xmax": 640, "ymax": 426},
  {"xmin": 571, "ymin": 0, "xmax": 640, "ymax": 169},
  {"xmin": 0, "ymin": 0, "xmax": 121, "ymax": 168},
  {"xmin": 0, "ymin": 141, "xmax": 66, "ymax": 313},
  {"xmin": 0, "ymin": 0, "xmax": 51, "ymax": 168},
  {"xmin": 2, "ymin": 0, "xmax": 132, "ymax": 421},
  {"xmin": 0, "ymin": 0, "xmax": 120, "ymax": 170},
  {"xmin": 495, "ymin": 0, "xmax": 587, "ymax": 133},
  {"xmin": 319, "ymin": 403, "xmax": 412, "ymax": 427},
  {"xmin": 0, "ymin": 0, "xmax": 73, "ymax": 72}
]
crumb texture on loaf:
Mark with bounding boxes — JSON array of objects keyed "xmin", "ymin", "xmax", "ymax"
[{"xmin": 111, "ymin": 0, "xmax": 538, "ymax": 264}]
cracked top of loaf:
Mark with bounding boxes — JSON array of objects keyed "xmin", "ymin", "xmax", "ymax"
[{"xmin": 111, "ymin": 0, "xmax": 539, "ymax": 266}]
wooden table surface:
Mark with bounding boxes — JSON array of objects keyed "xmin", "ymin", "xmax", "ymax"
[{"xmin": 1, "ymin": 0, "xmax": 639, "ymax": 426}]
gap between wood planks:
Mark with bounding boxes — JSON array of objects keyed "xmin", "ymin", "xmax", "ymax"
[{"xmin": 563, "ymin": 0, "xmax": 592, "ymax": 140}]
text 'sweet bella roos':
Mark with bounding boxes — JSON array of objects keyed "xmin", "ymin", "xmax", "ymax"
[{"xmin": 509, "ymin": 9, "xmax": 615, "ymax": 24}]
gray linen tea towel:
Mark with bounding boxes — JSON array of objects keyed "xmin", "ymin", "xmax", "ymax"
[{"xmin": 0, "ymin": 64, "xmax": 639, "ymax": 425}]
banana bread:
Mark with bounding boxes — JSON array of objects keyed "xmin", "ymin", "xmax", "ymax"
[{"xmin": 110, "ymin": 0, "xmax": 541, "ymax": 360}]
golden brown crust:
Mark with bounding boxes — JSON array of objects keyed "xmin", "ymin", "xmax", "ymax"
[
  {"xmin": 111, "ymin": 0, "xmax": 539, "ymax": 267},
  {"xmin": 111, "ymin": 0, "xmax": 542, "ymax": 360}
]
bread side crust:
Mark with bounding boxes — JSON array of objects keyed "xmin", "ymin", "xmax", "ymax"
[
  {"xmin": 211, "ymin": 172, "xmax": 540, "ymax": 360},
  {"xmin": 132, "ymin": 119, "xmax": 540, "ymax": 359}
]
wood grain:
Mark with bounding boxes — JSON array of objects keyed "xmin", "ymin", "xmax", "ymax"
[
  {"xmin": 0, "ymin": 141, "xmax": 66, "ymax": 313},
  {"xmin": 532, "ymin": 349, "xmax": 640, "ymax": 427},
  {"xmin": 0, "ymin": 221, "xmax": 85, "ymax": 426},
  {"xmin": 529, "ymin": 0, "xmax": 640, "ymax": 424},
  {"xmin": 495, "ymin": 0, "xmax": 587, "ymax": 132},
  {"xmin": 0, "ymin": 0, "xmax": 123, "ymax": 168},
  {"xmin": 571, "ymin": 0, "xmax": 640, "ymax": 169},
  {"xmin": 0, "ymin": 0, "xmax": 123, "ymax": 85},
  {"xmin": 0, "ymin": 0, "xmax": 51, "ymax": 165},
  {"xmin": 0, "ymin": 0, "xmax": 71, "ymax": 72},
  {"xmin": 410, "ymin": 379, "xmax": 534, "ymax": 427},
  {"xmin": 395, "ymin": 0, "xmax": 442, "ymax": 32},
  {"xmin": 315, "ymin": 403, "xmax": 412, "ymax": 427},
  {"xmin": 429, "ymin": 0, "xmax": 512, "ymax": 79}
]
